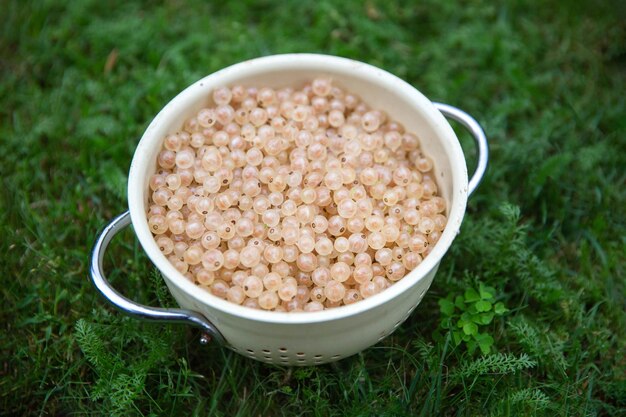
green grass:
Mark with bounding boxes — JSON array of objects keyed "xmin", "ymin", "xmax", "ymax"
[{"xmin": 1, "ymin": 0, "xmax": 625, "ymax": 415}]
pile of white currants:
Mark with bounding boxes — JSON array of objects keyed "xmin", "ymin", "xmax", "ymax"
[{"xmin": 147, "ymin": 78, "xmax": 447, "ymax": 312}]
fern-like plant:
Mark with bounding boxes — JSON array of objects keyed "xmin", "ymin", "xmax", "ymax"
[
  {"xmin": 453, "ymin": 353, "xmax": 536, "ymax": 379},
  {"xmin": 74, "ymin": 272, "xmax": 201, "ymax": 416}
]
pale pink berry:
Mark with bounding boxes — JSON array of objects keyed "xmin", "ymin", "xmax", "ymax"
[
  {"xmin": 386, "ymin": 261, "xmax": 406, "ymax": 281},
  {"xmin": 202, "ymin": 249, "xmax": 224, "ymax": 271},
  {"xmin": 353, "ymin": 264, "xmax": 373, "ymax": 284},
  {"xmin": 277, "ymin": 282, "xmax": 297, "ymax": 301},
  {"xmin": 333, "ymin": 236, "xmax": 349, "ymax": 253},
  {"xmin": 324, "ymin": 281, "xmax": 346, "ymax": 302},
  {"xmin": 343, "ymin": 289, "xmax": 361, "ymax": 305},
  {"xmin": 227, "ymin": 286, "xmax": 246, "ymax": 304},
  {"xmin": 263, "ymin": 272, "xmax": 283, "ymax": 292},
  {"xmin": 242, "ymin": 275, "xmax": 263, "ymax": 298},
  {"xmin": 304, "ymin": 301, "xmax": 324, "ymax": 312},
  {"xmin": 330, "ymin": 262, "xmax": 351, "ymax": 282},
  {"xmin": 315, "ymin": 237, "xmax": 334, "ymax": 256},
  {"xmin": 210, "ymin": 279, "xmax": 229, "ymax": 298},
  {"xmin": 359, "ymin": 281, "xmax": 378, "ymax": 298},
  {"xmin": 240, "ymin": 246, "xmax": 261, "ymax": 268},
  {"xmin": 296, "ymin": 253, "xmax": 318, "ymax": 272},
  {"xmin": 258, "ymin": 290, "xmax": 280, "ymax": 310}
]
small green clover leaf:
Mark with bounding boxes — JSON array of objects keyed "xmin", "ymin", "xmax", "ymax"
[
  {"xmin": 438, "ymin": 298, "xmax": 455, "ymax": 316},
  {"xmin": 464, "ymin": 288, "xmax": 481, "ymax": 303},
  {"xmin": 494, "ymin": 302, "xmax": 509, "ymax": 315},
  {"xmin": 463, "ymin": 322, "xmax": 478, "ymax": 336},
  {"xmin": 436, "ymin": 282, "xmax": 509, "ymax": 355},
  {"xmin": 475, "ymin": 300, "xmax": 492, "ymax": 312},
  {"xmin": 479, "ymin": 312, "xmax": 495, "ymax": 325},
  {"xmin": 475, "ymin": 333, "xmax": 495, "ymax": 355},
  {"xmin": 479, "ymin": 283, "xmax": 495, "ymax": 300}
]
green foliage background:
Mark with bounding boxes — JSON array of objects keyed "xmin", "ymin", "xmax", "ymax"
[{"xmin": 1, "ymin": 0, "xmax": 624, "ymax": 415}]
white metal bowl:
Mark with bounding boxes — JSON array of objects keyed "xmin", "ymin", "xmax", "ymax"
[{"xmin": 90, "ymin": 54, "xmax": 488, "ymax": 366}]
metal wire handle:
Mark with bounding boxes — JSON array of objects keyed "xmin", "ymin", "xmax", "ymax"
[
  {"xmin": 433, "ymin": 102, "xmax": 488, "ymax": 196},
  {"xmin": 89, "ymin": 211, "xmax": 226, "ymax": 345}
]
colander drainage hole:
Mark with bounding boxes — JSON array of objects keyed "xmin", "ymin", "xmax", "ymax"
[
  {"xmin": 279, "ymin": 347, "xmax": 288, "ymax": 353},
  {"xmin": 297, "ymin": 358, "xmax": 306, "ymax": 363},
  {"xmin": 331, "ymin": 354, "xmax": 341, "ymax": 359},
  {"xmin": 313, "ymin": 354, "xmax": 323, "ymax": 359},
  {"xmin": 262, "ymin": 349, "xmax": 271, "ymax": 354},
  {"xmin": 296, "ymin": 352, "xmax": 305, "ymax": 357}
]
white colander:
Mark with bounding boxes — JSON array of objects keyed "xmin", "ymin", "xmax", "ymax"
[{"xmin": 90, "ymin": 54, "xmax": 488, "ymax": 366}]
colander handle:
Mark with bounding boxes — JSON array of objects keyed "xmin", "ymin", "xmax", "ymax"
[
  {"xmin": 433, "ymin": 103, "xmax": 488, "ymax": 196},
  {"xmin": 89, "ymin": 211, "xmax": 226, "ymax": 346}
]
